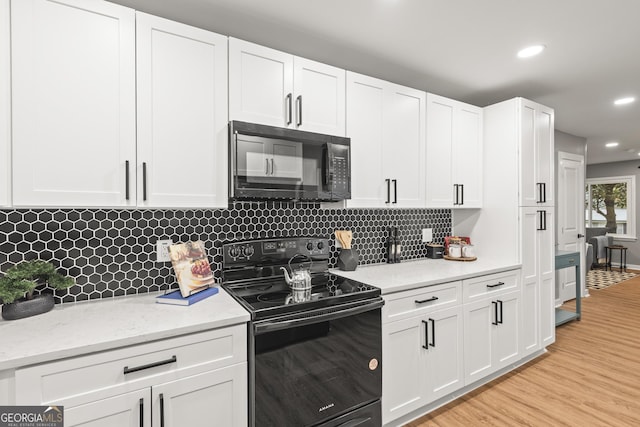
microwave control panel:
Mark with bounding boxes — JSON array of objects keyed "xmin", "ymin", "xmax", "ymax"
[{"xmin": 327, "ymin": 143, "xmax": 350, "ymax": 197}]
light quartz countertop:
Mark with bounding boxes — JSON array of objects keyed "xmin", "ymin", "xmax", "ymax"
[
  {"xmin": 331, "ymin": 257, "xmax": 521, "ymax": 294},
  {"xmin": 0, "ymin": 287, "xmax": 249, "ymax": 371}
]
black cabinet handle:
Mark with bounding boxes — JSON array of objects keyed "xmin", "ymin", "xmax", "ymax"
[
  {"xmin": 422, "ymin": 319, "xmax": 429, "ymax": 350},
  {"xmin": 160, "ymin": 393, "xmax": 165, "ymax": 427},
  {"xmin": 296, "ymin": 95, "xmax": 302, "ymax": 126},
  {"xmin": 486, "ymin": 281, "xmax": 504, "ymax": 288},
  {"xmin": 123, "ymin": 355, "xmax": 177, "ymax": 375},
  {"xmin": 142, "ymin": 162, "xmax": 147, "ymax": 202},
  {"xmin": 415, "ymin": 296, "xmax": 439, "ymax": 304},
  {"xmin": 286, "ymin": 93, "xmax": 292, "ymax": 125},
  {"xmin": 460, "ymin": 184, "xmax": 464, "ymax": 205},
  {"xmin": 492, "ymin": 301, "xmax": 498, "ymax": 325},
  {"xmin": 537, "ymin": 210, "xmax": 547, "ymax": 230},
  {"xmin": 429, "ymin": 318, "xmax": 435, "ymax": 348},
  {"xmin": 453, "ymin": 184, "xmax": 459, "ymax": 205},
  {"xmin": 497, "ymin": 300, "xmax": 504, "ymax": 324},
  {"xmin": 392, "ymin": 179, "xmax": 397, "ymax": 204},
  {"xmin": 385, "ymin": 179, "xmax": 390, "ymax": 204},
  {"xmin": 125, "ymin": 160, "xmax": 130, "ymax": 201},
  {"xmin": 542, "ymin": 183, "xmax": 547, "ymax": 203},
  {"xmin": 139, "ymin": 398, "xmax": 143, "ymax": 427},
  {"xmin": 537, "ymin": 183, "xmax": 542, "ymax": 203}
]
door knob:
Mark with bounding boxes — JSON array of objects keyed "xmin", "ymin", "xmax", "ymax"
[{"xmin": 577, "ymin": 234, "xmax": 585, "ymax": 238}]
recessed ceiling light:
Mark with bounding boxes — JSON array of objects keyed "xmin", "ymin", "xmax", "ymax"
[
  {"xmin": 517, "ymin": 45, "xmax": 545, "ymax": 58},
  {"xmin": 605, "ymin": 141, "xmax": 619, "ymax": 148},
  {"xmin": 614, "ymin": 97, "xmax": 635, "ymax": 105}
]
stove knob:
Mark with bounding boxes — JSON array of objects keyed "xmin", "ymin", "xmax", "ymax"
[
  {"xmin": 306, "ymin": 242, "xmax": 314, "ymax": 251},
  {"xmin": 243, "ymin": 246, "xmax": 254, "ymax": 257},
  {"xmin": 317, "ymin": 241, "xmax": 324, "ymax": 250},
  {"xmin": 229, "ymin": 247, "xmax": 240, "ymax": 258}
]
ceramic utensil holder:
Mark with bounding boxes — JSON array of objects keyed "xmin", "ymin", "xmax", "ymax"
[{"xmin": 338, "ymin": 249, "xmax": 359, "ymax": 271}]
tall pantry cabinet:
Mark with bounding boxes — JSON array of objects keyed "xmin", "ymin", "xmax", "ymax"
[{"xmin": 473, "ymin": 97, "xmax": 555, "ymax": 357}]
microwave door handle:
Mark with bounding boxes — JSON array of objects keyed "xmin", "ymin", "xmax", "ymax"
[{"xmin": 324, "ymin": 144, "xmax": 333, "ymax": 186}]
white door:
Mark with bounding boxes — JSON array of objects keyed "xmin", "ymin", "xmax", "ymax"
[
  {"xmin": 453, "ymin": 104, "xmax": 483, "ymax": 208},
  {"xmin": 64, "ymin": 389, "xmax": 151, "ymax": 427},
  {"xmin": 229, "ymin": 38, "xmax": 294, "ymax": 127},
  {"xmin": 345, "ymin": 72, "xmax": 385, "ymax": 208},
  {"xmin": 536, "ymin": 107, "xmax": 555, "ymax": 207},
  {"xmin": 136, "ymin": 12, "xmax": 228, "ymax": 208},
  {"xmin": 519, "ymin": 100, "xmax": 538, "ymax": 206},
  {"xmin": 11, "ymin": 0, "xmax": 136, "ymax": 207},
  {"xmin": 382, "ymin": 316, "xmax": 426, "ymax": 424},
  {"xmin": 0, "ymin": 0, "xmax": 9, "ymax": 207},
  {"xmin": 425, "ymin": 306, "xmax": 464, "ymax": 401},
  {"xmin": 293, "ymin": 57, "xmax": 345, "ymax": 136},
  {"xmin": 493, "ymin": 291, "xmax": 520, "ymax": 369},
  {"xmin": 557, "ymin": 152, "xmax": 585, "ymax": 303},
  {"xmin": 384, "ymin": 84, "xmax": 426, "ymax": 207},
  {"xmin": 425, "ymin": 94, "xmax": 454, "ymax": 208},
  {"xmin": 463, "ymin": 299, "xmax": 494, "ymax": 384},
  {"xmin": 153, "ymin": 364, "xmax": 248, "ymax": 427}
]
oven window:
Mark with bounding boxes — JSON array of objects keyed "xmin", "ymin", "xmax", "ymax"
[{"xmin": 253, "ymin": 308, "xmax": 382, "ymax": 426}]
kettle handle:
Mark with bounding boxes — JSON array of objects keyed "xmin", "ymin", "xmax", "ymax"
[{"xmin": 288, "ymin": 253, "xmax": 313, "ymax": 271}]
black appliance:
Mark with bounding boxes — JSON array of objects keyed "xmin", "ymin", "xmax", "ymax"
[
  {"xmin": 229, "ymin": 121, "xmax": 351, "ymax": 201},
  {"xmin": 222, "ymin": 237, "xmax": 383, "ymax": 427}
]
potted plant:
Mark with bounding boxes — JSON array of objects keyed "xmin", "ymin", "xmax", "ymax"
[{"xmin": 0, "ymin": 260, "xmax": 74, "ymax": 320}]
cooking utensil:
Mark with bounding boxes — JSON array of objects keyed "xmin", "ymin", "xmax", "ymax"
[{"xmin": 335, "ymin": 230, "xmax": 352, "ymax": 249}]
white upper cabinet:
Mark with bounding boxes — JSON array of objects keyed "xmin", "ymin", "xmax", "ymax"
[
  {"xmin": 0, "ymin": 0, "xmax": 9, "ymax": 207},
  {"xmin": 519, "ymin": 99, "xmax": 554, "ymax": 207},
  {"xmin": 136, "ymin": 12, "xmax": 228, "ymax": 208},
  {"xmin": 346, "ymin": 72, "xmax": 425, "ymax": 208},
  {"xmin": 11, "ymin": 0, "xmax": 136, "ymax": 207},
  {"xmin": 229, "ymin": 37, "xmax": 346, "ymax": 136},
  {"xmin": 426, "ymin": 93, "xmax": 482, "ymax": 208}
]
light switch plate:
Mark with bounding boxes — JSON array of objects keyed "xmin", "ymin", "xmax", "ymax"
[
  {"xmin": 156, "ymin": 239, "xmax": 173, "ymax": 262},
  {"xmin": 422, "ymin": 228, "xmax": 433, "ymax": 243}
]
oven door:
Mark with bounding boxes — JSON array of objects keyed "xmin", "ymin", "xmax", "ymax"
[{"xmin": 251, "ymin": 299, "xmax": 383, "ymax": 427}]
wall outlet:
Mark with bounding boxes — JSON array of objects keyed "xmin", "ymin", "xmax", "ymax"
[
  {"xmin": 422, "ymin": 228, "xmax": 433, "ymax": 243},
  {"xmin": 156, "ymin": 239, "xmax": 173, "ymax": 262}
]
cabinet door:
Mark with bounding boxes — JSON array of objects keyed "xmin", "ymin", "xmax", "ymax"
[
  {"xmin": 229, "ymin": 38, "xmax": 293, "ymax": 127},
  {"xmin": 425, "ymin": 94, "xmax": 454, "ymax": 207},
  {"xmin": 65, "ymin": 389, "xmax": 151, "ymax": 427},
  {"xmin": 382, "ymin": 316, "xmax": 427, "ymax": 424},
  {"xmin": 453, "ymin": 104, "xmax": 482, "ymax": 208},
  {"xmin": 153, "ymin": 364, "xmax": 247, "ymax": 427},
  {"xmin": 536, "ymin": 106, "xmax": 554, "ymax": 207},
  {"xmin": 424, "ymin": 306, "xmax": 464, "ymax": 401},
  {"xmin": 384, "ymin": 83, "xmax": 426, "ymax": 207},
  {"xmin": 520, "ymin": 207, "xmax": 540, "ymax": 357},
  {"xmin": 493, "ymin": 291, "xmax": 520, "ymax": 370},
  {"xmin": 539, "ymin": 209, "xmax": 556, "ymax": 347},
  {"xmin": 0, "ymin": 0, "xmax": 9, "ymax": 207},
  {"xmin": 345, "ymin": 72, "xmax": 385, "ymax": 208},
  {"xmin": 463, "ymin": 298, "xmax": 494, "ymax": 384},
  {"xmin": 519, "ymin": 100, "xmax": 537, "ymax": 206},
  {"xmin": 136, "ymin": 13, "xmax": 228, "ymax": 208},
  {"xmin": 11, "ymin": 0, "xmax": 136, "ymax": 207},
  {"xmin": 293, "ymin": 57, "xmax": 345, "ymax": 136}
]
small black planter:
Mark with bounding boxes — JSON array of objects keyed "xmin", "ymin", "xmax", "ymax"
[
  {"xmin": 1, "ymin": 294, "xmax": 55, "ymax": 321},
  {"xmin": 337, "ymin": 249, "xmax": 359, "ymax": 271}
]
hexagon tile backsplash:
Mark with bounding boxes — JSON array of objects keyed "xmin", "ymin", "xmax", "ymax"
[{"xmin": 0, "ymin": 202, "xmax": 451, "ymax": 304}]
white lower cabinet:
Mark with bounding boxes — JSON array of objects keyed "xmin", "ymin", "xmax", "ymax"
[
  {"xmin": 463, "ymin": 290, "xmax": 520, "ymax": 384},
  {"xmin": 15, "ymin": 326, "xmax": 248, "ymax": 427},
  {"xmin": 383, "ymin": 270, "xmax": 526, "ymax": 426},
  {"xmin": 382, "ymin": 281, "xmax": 463, "ymax": 424}
]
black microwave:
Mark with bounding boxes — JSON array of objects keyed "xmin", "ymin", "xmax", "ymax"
[{"xmin": 229, "ymin": 121, "xmax": 351, "ymax": 202}]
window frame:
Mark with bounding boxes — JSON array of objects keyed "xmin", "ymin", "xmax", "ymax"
[{"xmin": 585, "ymin": 175, "xmax": 636, "ymax": 240}]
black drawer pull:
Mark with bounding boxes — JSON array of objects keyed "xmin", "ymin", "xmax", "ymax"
[
  {"xmin": 415, "ymin": 296, "xmax": 439, "ymax": 304},
  {"xmin": 421, "ymin": 319, "xmax": 429, "ymax": 350},
  {"xmin": 124, "ymin": 355, "xmax": 177, "ymax": 375},
  {"xmin": 486, "ymin": 281, "xmax": 505, "ymax": 289}
]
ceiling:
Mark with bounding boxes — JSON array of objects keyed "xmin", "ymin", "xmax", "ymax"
[{"xmin": 110, "ymin": 0, "xmax": 640, "ymax": 165}]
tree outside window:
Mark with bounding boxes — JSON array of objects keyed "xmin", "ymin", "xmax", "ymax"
[{"xmin": 585, "ymin": 176, "xmax": 636, "ymax": 239}]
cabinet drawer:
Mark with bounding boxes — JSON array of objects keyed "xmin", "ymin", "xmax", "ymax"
[
  {"xmin": 463, "ymin": 270, "xmax": 520, "ymax": 302},
  {"xmin": 383, "ymin": 281, "xmax": 461, "ymax": 323},
  {"xmin": 15, "ymin": 324, "xmax": 246, "ymax": 405}
]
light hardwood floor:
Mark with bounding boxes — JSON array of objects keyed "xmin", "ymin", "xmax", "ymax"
[{"xmin": 406, "ymin": 273, "xmax": 640, "ymax": 427}]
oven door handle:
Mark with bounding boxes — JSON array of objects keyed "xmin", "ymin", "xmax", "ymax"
[{"xmin": 254, "ymin": 299, "xmax": 384, "ymax": 335}]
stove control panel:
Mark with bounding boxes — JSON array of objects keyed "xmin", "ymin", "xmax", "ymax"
[{"xmin": 223, "ymin": 237, "xmax": 330, "ymax": 264}]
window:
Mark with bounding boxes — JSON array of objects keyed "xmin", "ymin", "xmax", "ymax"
[{"xmin": 585, "ymin": 175, "xmax": 636, "ymax": 240}]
